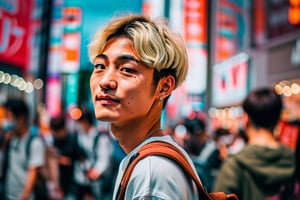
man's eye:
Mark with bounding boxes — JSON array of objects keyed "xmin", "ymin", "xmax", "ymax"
[
  {"xmin": 121, "ymin": 67, "xmax": 136, "ymax": 73},
  {"xmin": 94, "ymin": 64, "xmax": 105, "ymax": 69}
]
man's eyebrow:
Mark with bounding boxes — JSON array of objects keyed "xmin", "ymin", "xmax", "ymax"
[
  {"xmin": 95, "ymin": 54, "xmax": 141, "ymax": 64},
  {"xmin": 118, "ymin": 54, "xmax": 140, "ymax": 63},
  {"xmin": 95, "ymin": 54, "xmax": 108, "ymax": 60}
]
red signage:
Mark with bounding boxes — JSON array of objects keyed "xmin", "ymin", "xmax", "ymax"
[
  {"xmin": 214, "ymin": 0, "xmax": 249, "ymax": 63},
  {"xmin": 184, "ymin": 0, "xmax": 207, "ymax": 44},
  {"xmin": 0, "ymin": 0, "xmax": 33, "ymax": 69},
  {"xmin": 289, "ymin": 0, "xmax": 300, "ymax": 25},
  {"xmin": 278, "ymin": 121, "xmax": 299, "ymax": 150},
  {"xmin": 253, "ymin": 0, "xmax": 267, "ymax": 46},
  {"xmin": 267, "ymin": 0, "xmax": 300, "ymax": 39}
]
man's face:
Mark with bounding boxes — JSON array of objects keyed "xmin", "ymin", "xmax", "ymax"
[
  {"xmin": 52, "ymin": 129, "xmax": 66, "ymax": 139},
  {"xmin": 2, "ymin": 110, "xmax": 16, "ymax": 132},
  {"xmin": 90, "ymin": 36, "xmax": 157, "ymax": 126}
]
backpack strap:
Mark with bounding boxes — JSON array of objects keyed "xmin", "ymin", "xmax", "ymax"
[
  {"xmin": 116, "ymin": 141, "xmax": 238, "ymax": 200},
  {"xmin": 1, "ymin": 134, "xmax": 12, "ymax": 183},
  {"xmin": 93, "ymin": 133, "xmax": 101, "ymax": 159},
  {"xmin": 91, "ymin": 133, "xmax": 101, "ymax": 168},
  {"xmin": 25, "ymin": 134, "xmax": 37, "ymax": 161}
]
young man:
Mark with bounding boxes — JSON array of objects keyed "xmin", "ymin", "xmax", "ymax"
[
  {"xmin": 212, "ymin": 87, "xmax": 295, "ymax": 200},
  {"xmin": 1, "ymin": 98, "xmax": 45, "ymax": 200},
  {"xmin": 89, "ymin": 14, "xmax": 201, "ymax": 199}
]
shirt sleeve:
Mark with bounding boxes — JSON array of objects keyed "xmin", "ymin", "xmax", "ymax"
[
  {"xmin": 125, "ymin": 156, "xmax": 196, "ymax": 200},
  {"xmin": 28, "ymin": 137, "xmax": 45, "ymax": 168}
]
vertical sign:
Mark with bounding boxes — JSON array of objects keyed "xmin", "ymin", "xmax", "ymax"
[
  {"xmin": 184, "ymin": 0, "xmax": 207, "ymax": 44},
  {"xmin": 61, "ymin": 7, "xmax": 82, "ymax": 73},
  {"xmin": 253, "ymin": 0, "xmax": 267, "ymax": 46},
  {"xmin": 65, "ymin": 73, "xmax": 79, "ymax": 110},
  {"xmin": 166, "ymin": 0, "xmax": 208, "ymax": 121},
  {"xmin": 62, "ymin": 7, "xmax": 81, "ymax": 111},
  {"xmin": 184, "ymin": 0, "xmax": 207, "ymax": 95},
  {"xmin": 46, "ymin": 76, "xmax": 61, "ymax": 117},
  {"xmin": 46, "ymin": 0, "xmax": 64, "ymax": 117},
  {"xmin": 214, "ymin": 0, "xmax": 249, "ymax": 63},
  {"xmin": 289, "ymin": 0, "xmax": 300, "ymax": 25}
]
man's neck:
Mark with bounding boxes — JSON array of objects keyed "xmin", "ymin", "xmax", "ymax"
[
  {"xmin": 247, "ymin": 127, "xmax": 279, "ymax": 148},
  {"xmin": 111, "ymin": 118, "xmax": 161, "ymax": 154},
  {"xmin": 15, "ymin": 126, "xmax": 29, "ymax": 138}
]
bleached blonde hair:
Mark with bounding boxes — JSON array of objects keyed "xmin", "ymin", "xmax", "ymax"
[{"xmin": 88, "ymin": 14, "xmax": 188, "ymax": 89}]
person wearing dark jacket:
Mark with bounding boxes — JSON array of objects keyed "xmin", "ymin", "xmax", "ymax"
[
  {"xmin": 49, "ymin": 114, "xmax": 85, "ymax": 197},
  {"xmin": 213, "ymin": 87, "xmax": 295, "ymax": 200}
]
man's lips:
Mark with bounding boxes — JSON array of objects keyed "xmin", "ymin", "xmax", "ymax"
[{"xmin": 95, "ymin": 94, "xmax": 120, "ymax": 104}]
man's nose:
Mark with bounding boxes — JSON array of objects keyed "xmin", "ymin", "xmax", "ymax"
[{"xmin": 99, "ymin": 68, "xmax": 117, "ymax": 91}]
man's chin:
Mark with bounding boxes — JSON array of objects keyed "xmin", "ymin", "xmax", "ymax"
[{"xmin": 95, "ymin": 113, "xmax": 116, "ymax": 122}]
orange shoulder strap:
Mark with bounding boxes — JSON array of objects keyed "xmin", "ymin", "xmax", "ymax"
[{"xmin": 116, "ymin": 140, "xmax": 238, "ymax": 200}]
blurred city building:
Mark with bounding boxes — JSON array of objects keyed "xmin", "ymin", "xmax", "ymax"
[{"xmin": 0, "ymin": 0, "xmax": 300, "ymax": 138}]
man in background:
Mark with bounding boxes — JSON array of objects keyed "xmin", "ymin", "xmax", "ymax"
[
  {"xmin": 213, "ymin": 87, "xmax": 295, "ymax": 200},
  {"xmin": 66, "ymin": 109, "xmax": 113, "ymax": 200},
  {"xmin": 50, "ymin": 114, "xmax": 85, "ymax": 198},
  {"xmin": 1, "ymin": 98, "xmax": 45, "ymax": 200}
]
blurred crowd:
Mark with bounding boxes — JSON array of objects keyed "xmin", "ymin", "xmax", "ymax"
[
  {"xmin": 0, "ymin": 87, "xmax": 299, "ymax": 200},
  {"xmin": 164, "ymin": 115, "xmax": 247, "ymax": 192},
  {"xmin": 164, "ymin": 87, "xmax": 300, "ymax": 200},
  {"xmin": 0, "ymin": 98, "xmax": 125, "ymax": 200}
]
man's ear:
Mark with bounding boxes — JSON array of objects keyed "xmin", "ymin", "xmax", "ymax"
[{"xmin": 157, "ymin": 75, "xmax": 175, "ymax": 100}]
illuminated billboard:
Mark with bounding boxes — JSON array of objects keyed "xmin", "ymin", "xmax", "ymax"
[
  {"xmin": 213, "ymin": 0, "xmax": 250, "ymax": 63},
  {"xmin": 212, "ymin": 52, "xmax": 249, "ymax": 107}
]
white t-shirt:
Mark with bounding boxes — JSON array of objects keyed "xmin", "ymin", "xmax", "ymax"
[
  {"xmin": 5, "ymin": 134, "xmax": 45, "ymax": 200},
  {"xmin": 112, "ymin": 135, "xmax": 200, "ymax": 200},
  {"xmin": 73, "ymin": 128, "xmax": 113, "ymax": 185}
]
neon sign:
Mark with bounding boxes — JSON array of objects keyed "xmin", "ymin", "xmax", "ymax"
[{"xmin": 0, "ymin": 0, "xmax": 31, "ymax": 69}]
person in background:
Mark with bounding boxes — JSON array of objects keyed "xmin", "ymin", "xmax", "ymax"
[
  {"xmin": 88, "ymin": 14, "xmax": 202, "ymax": 199},
  {"xmin": 191, "ymin": 127, "xmax": 231, "ymax": 192},
  {"xmin": 66, "ymin": 108, "xmax": 113, "ymax": 200},
  {"xmin": 211, "ymin": 128, "xmax": 231, "ymax": 163},
  {"xmin": 226, "ymin": 128, "xmax": 246, "ymax": 155},
  {"xmin": 1, "ymin": 98, "xmax": 45, "ymax": 200},
  {"xmin": 49, "ymin": 114, "xmax": 85, "ymax": 198},
  {"xmin": 183, "ymin": 117, "xmax": 207, "ymax": 157},
  {"xmin": 212, "ymin": 87, "xmax": 295, "ymax": 200},
  {"xmin": 182, "ymin": 117, "xmax": 217, "ymax": 192}
]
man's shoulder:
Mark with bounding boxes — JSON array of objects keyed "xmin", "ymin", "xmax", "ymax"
[
  {"xmin": 132, "ymin": 142, "xmax": 191, "ymax": 179},
  {"xmin": 25, "ymin": 135, "xmax": 45, "ymax": 155},
  {"xmin": 128, "ymin": 154, "xmax": 194, "ymax": 199},
  {"xmin": 26, "ymin": 134, "xmax": 45, "ymax": 148}
]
